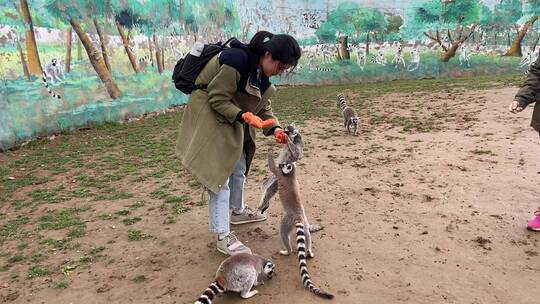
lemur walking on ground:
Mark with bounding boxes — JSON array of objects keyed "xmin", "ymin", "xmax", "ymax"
[
  {"xmin": 337, "ymin": 93, "xmax": 359, "ymax": 135},
  {"xmin": 193, "ymin": 253, "xmax": 275, "ymax": 303}
]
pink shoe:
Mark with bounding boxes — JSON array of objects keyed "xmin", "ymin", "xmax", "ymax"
[{"xmin": 527, "ymin": 209, "xmax": 540, "ymax": 231}]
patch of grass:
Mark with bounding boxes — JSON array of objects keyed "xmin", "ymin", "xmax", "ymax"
[
  {"xmin": 94, "ymin": 189, "xmax": 133, "ymax": 201},
  {"xmin": 67, "ymin": 226, "xmax": 86, "ymax": 238},
  {"xmin": 40, "ymin": 238, "xmax": 80, "ymax": 250},
  {"xmin": 115, "ymin": 210, "xmax": 130, "ymax": 216},
  {"xmin": 150, "ymin": 190, "xmax": 169, "ymax": 199},
  {"xmin": 7, "ymin": 254, "xmax": 25, "ymax": 264},
  {"xmin": 17, "ymin": 243, "xmax": 29, "ymax": 250},
  {"xmin": 127, "ymin": 229, "xmax": 151, "ymax": 241},
  {"xmin": 132, "ymin": 274, "xmax": 147, "ymax": 283},
  {"xmin": 28, "ymin": 265, "xmax": 50, "ymax": 279},
  {"xmin": 30, "ymin": 188, "xmax": 67, "ymax": 204},
  {"xmin": 0, "ymin": 215, "xmax": 31, "ymax": 240},
  {"xmin": 89, "ymin": 246, "xmax": 106, "ymax": 256},
  {"xmin": 38, "ymin": 207, "xmax": 87, "ymax": 230},
  {"xmin": 471, "ymin": 149, "xmax": 496, "ymax": 156},
  {"xmin": 56, "ymin": 281, "xmax": 69, "ymax": 289},
  {"xmin": 122, "ymin": 217, "xmax": 142, "ymax": 225},
  {"xmin": 128, "ymin": 201, "xmax": 146, "ymax": 209}
]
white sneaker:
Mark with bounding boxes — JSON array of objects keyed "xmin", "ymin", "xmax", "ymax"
[{"xmin": 216, "ymin": 232, "xmax": 252, "ymax": 256}]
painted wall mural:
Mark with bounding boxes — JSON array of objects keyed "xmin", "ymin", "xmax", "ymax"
[{"xmin": 1, "ymin": 0, "xmax": 540, "ymax": 150}]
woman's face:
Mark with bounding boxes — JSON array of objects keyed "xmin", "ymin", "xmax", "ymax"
[{"xmin": 260, "ymin": 52, "xmax": 293, "ymax": 77}]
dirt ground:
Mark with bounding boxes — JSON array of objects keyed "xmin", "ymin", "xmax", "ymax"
[{"xmin": 1, "ymin": 86, "xmax": 539, "ymax": 304}]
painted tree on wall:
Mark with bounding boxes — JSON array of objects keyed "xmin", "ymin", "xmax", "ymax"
[
  {"xmin": 385, "ymin": 14, "xmax": 404, "ymax": 42},
  {"xmin": 136, "ymin": 0, "xmax": 182, "ymax": 74},
  {"xmin": 493, "ymin": 0, "xmax": 522, "ymax": 47},
  {"xmin": 401, "ymin": 0, "xmax": 480, "ymax": 62},
  {"xmin": 46, "ymin": 0, "xmax": 121, "ymax": 99},
  {"xmin": 1, "ymin": 5, "xmax": 30, "ymax": 80},
  {"xmin": 315, "ymin": 2, "xmax": 386, "ymax": 57},
  {"xmin": 20, "ymin": 0, "xmax": 43, "ymax": 76},
  {"xmin": 111, "ymin": 1, "xmax": 146, "ymax": 74},
  {"xmin": 504, "ymin": 0, "xmax": 540, "ymax": 56}
]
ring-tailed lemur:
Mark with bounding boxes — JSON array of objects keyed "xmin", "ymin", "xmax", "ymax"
[
  {"xmin": 42, "ymin": 58, "xmax": 64, "ymax": 99},
  {"xmin": 44, "ymin": 58, "xmax": 65, "ymax": 84},
  {"xmin": 311, "ymin": 67, "xmax": 333, "ymax": 72},
  {"xmin": 266, "ymin": 152, "xmax": 334, "ymax": 299},
  {"xmin": 337, "ymin": 93, "xmax": 359, "ymax": 135},
  {"xmin": 138, "ymin": 54, "xmax": 153, "ymax": 70},
  {"xmin": 459, "ymin": 46, "xmax": 471, "ymax": 67},
  {"xmin": 392, "ymin": 46, "xmax": 406, "ymax": 69},
  {"xmin": 257, "ymin": 123, "xmax": 304, "ymax": 214},
  {"xmin": 407, "ymin": 48, "xmax": 420, "ymax": 72},
  {"xmin": 193, "ymin": 253, "xmax": 274, "ymax": 303},
  {"xmin": 370, "ymin": 51, "xmax": 386, "ymax": 66},
  {"xmin": 355, "ymin": 48, "xmax": 366, "ymax": 71}
]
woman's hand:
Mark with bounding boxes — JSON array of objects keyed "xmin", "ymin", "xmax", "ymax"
[
  {"xmin": 509, "ymin": 100, "xmax": 524, "ymax": 113},
  {"xmin": 274, "ymin": 128, "xmax": 288, "ymax": 144},
  {"xmin": 242, "ymin": 112, "xmax": 264, "ymax": 128}
]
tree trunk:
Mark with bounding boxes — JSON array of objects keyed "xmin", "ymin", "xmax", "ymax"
[
  {"xmin": 65, "ymin": 27, "xmax": 72, "ymax": 73},
  {"xmin": 20, "ymin": 0, "xmax": 42, "ymax": 76},
  {"xmin": 504, "ymin": 16, "xmax": 538, "ymax": 57},
  {"xmin": 116, "ymin": 21, "xmax": 138, "ymax": 73},
  {"xmin": 161, "ymin": 48, "xmax": 165, "ymax": 70},
  {"xmin": 70, "ymin": 19, "xmax": 121, "ymax": 99},
  {"xmin": 366, "ymin": 32, "xmax": 370, "ymax": 55},
  {"xmin": 442, "ymin": 25, "xmax": 476, "ymax": 62},
  {"xmin": 153, "ymin": 33, "xmax": 164, "ymax": 74},
  {"xmin": 147, "ymin": 35, "xmax": 154, "ymax": 67},
  {"xmin": 16, "ymin": 34, "xmax": 30, "ymax": 80},
  {"xmin": 93, "ymin": 18, "xmax": 111, "ymax": 73},
  {"xmin": 532, "ymin": 36, "xmax": 540, "ymax": 52},
  {"xmin": 77, "ymin": 37, "xmax": 82, "ymax": 61},
  {"xmin": 494, "ymin": 32, "xmax": 497, "ymax": 46},
  {"xmin": 338, "ymin": 36, "xmax": 350, "ymax": 60},
  {"xmin": 442, "ymin": 42, "xmax": 460, "ymax": 62}
]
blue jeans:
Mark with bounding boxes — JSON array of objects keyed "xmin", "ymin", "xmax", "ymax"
[{"xmin": 207, "ymin": 152, "xmax": 246, "ymax": 233}]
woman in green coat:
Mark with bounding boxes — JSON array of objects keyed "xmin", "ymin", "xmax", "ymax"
[
  {"xmin": 509, "ymin": 52, "xmax": 540, "ymax": 231},
  {"xmin": 176, "ymin": 31, "xmax": 301, "ymax": 255}
]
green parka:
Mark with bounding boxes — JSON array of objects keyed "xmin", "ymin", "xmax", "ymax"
[
  {"xmin": 175, "ymin": 54, "xmax": 279, "ymax": 193},
  {"xmin": 515, "ymin": 54, "xmax": 540, "ymax": 134}
]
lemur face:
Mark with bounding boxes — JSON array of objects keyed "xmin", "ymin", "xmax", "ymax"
[
  {"xmin": 278, "ymin": 162, "xmax": 295, "ymax": 175},
  {"xmin": 51, "ymin": 58, "xmax": 58, "ymax": 66},
  {"xmin": 263, "ymin": 261, "xmax": 275, "ymax": 279},
  {"xmin": 351, "ymin": 117, "xmax": 359, "ymax": 125}
]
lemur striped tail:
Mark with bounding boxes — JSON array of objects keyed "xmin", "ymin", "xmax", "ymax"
[
  {"xmin": 337, "ymin": 93, "xmax": 347, "ymax": 111},
  {"xmin": 296, "ymin": 222, "xmax": 334, "ymax": 299},
  {"xmin": 42, "ymin": 73, "xmax": 61, "ymax": 99},
  {"xmin": 194, "ymin": 280, "xmax": 225, "ymax": 304}
]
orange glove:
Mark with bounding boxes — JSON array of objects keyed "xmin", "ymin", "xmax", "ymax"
[
  {"xmin": 274, "ymin": 128, "xmax": 288, "ymax": 144},
  {"xmin": 242, "ymin": 112, "xmax": 263, "ymax": 129},
  {"xmin": 261, "ymin": 118, "xmax": 276, "ymax": 129}
]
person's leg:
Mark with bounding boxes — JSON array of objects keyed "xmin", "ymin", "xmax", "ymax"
[
  {"xmin": 229, "ymin": 152, "xmax": 247, "ymax": 214},
  {"xmin": 208, "ymin": 177, "xmax": 251, "ymax": 255},
  {"xmin": 207, "ymin": 180, "xmax": 231, "ymax": 235},
  {"xmin": 229, "ymin": 152, "xmax": 267, "ymax": 225}
]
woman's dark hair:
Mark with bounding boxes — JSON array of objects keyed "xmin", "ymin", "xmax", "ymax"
[{"xmin": 248, "ymin": 31, "xmax": 301, "ymax": 68}]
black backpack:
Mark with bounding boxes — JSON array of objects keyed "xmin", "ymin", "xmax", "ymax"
[{"xmin": 172, "ymin": 37, "xmax": 236, "ymax": 94}]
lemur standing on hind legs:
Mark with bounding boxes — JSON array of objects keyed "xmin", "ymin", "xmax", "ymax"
[
  {"xmin": 337, "ymin": 93, "xmax": 359, "ymax": 135},
  {"xmin": 193, "ymin": 253, "xmax": 275, "ymax": 303},
  {"xmin": 42, "ymin": 58, "xmax": 65, "ymax": 99},
  {"xmin": 407, "ymin": 48, "xmax": 420, "ymax": 72},
  {"xmin": 392, "ymin": 45, "xmax": 406, "ymax": 69},
  {"xmin": 266, "ymin": 151, "xmax": 334, "ymax": 299}
]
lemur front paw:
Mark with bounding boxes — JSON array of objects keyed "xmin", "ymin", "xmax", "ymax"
[{"xmin": 279, "ymin": 250, "xmax": 290, "ymax": 256}]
